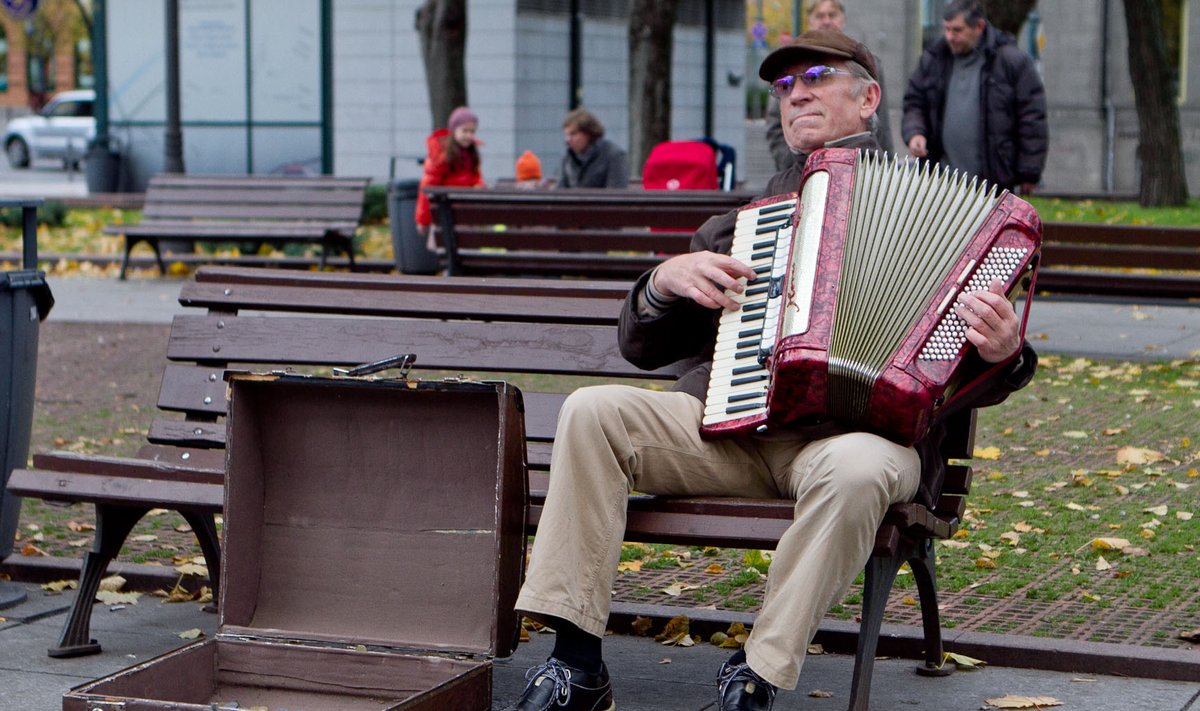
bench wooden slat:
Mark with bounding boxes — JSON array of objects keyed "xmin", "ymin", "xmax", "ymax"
[
  {"xmin": 107, "ymin": 223, "xmax": 351, "ymax": 239},
  {"xmin": 1041, "ymin": 244, "xmax": 1200, "ymax": 271},
  {"xmin": 143, "ymin": 187, "xmax": 368, "ymax": 206},
  {"xmin": 450, "ymin": 251, "xmax": 665, "ymax": 278},
  {"xmin": 141, "ymin": 204, "xmax": 364, "ymax": 222},
  {"xmin": 166, "ymin": 315, "xmax": 680, "ymax": 379},
  {"xmin": 8, "ymin": 468, "xmax": 223, "ymax": 510},
  {"xmin": 453, "ymin": 228, "xmax": 694, "ymax": 253},
  {"xmin": 178, "ymin": 281, "xmax": 624, "ymax": 324},
  {"xmin": 31, "ymin": 451, "xmax": 222, "ymax": 483},
  {"xmin": 1042, "ymin": 222, "xmax": 1200, "ymax": 248},
  {"xmin": 148, "ymin": 175, "xmax": 369, "ymax": 190},
  {"xmin": 190, "ymin": 266, "xmax": 634, "ymax": 299}
]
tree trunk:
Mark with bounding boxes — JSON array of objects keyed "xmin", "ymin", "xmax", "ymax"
[
  {"xmin": 1122, "ymin": 0, "xmax": 1189, "ymax": 206},
  {"xmin": 415, "ymin": 0, "xmax": 468, "ymax": 130},
  {"xmin": 983, "ymin": 0, "xmax": 1038, "ymax": 36},
  {"xmin": 628, "ymin": 0, "xmax": 680, "ymax": 177}
]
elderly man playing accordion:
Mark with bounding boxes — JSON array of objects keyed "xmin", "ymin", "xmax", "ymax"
[{"xmin": 506, "ymin": 29, "xmax": 1038, "ymax": 711}]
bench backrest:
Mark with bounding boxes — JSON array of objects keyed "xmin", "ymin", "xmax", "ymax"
[
  {"xmin": 425, "ymin": 187, "xmax": 757, "ymax": 277},
  {"xmin": 156, "ymin": 267, "xmax": 973, "ymax": 485},
  {"xmin": 141, "ymin": 175, "xmax": 370, "ymax": 229}
]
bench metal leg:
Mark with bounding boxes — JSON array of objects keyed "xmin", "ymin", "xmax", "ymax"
[
  {"xmin": 49, "ymin": 504, "xmax": 146, "ymax": 658},
  {"xmin": 119, "ymin": 239, "xmax": 166, "ymax": 280},
  {"xmin": 180, "ymin": 510, "xmax": 221, "ymax": 612},
  {"xmin": 847, "ymin": 552, "xmax": 905, "ymax": 711},
  {"xmin": 910, "ymin": 538, "xmax": 955, "ymax": 677}
]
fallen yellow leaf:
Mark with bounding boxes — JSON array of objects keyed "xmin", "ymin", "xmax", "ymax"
[
  {"xmin": 98, "ymin": 575, "xmax": 127, "ymax": 592},
  {"xmin": 95, "ymin": 590, "xmax": 140, "ymax": 605},
  {"xmin": 178, "ymin": 628, "xmax": 205, "ymax": 640},
  {"xmin": 985, "ymin": 695, "xmax": 1063, "ymax": 709},
  {"xmin": 945, "ymin": 651, "xmax": 987, "ymax": 669},
  {"xmin": 1144, "ymin": 505, "xmax": 1169, "ymax": 516},
  {"xmin": 1089, "ymin": 537, "xmax": 1130, "ymax": 552},
  {"xmin": 1116, "ymin": 446, "xmax": 1164, "ymax": 465},
  {"xmin": 974, "ymin": 446, "xmax": 1002, "ymax": 460}
]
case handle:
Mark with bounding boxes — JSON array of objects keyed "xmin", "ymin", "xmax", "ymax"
[{"xmin": 333, "ymin": 353, "xmax": 416, "ymax": 378}]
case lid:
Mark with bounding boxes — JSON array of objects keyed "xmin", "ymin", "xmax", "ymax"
[{"xmin": 219, "ymin": 374, "xmax": 527, "ymax": 658}]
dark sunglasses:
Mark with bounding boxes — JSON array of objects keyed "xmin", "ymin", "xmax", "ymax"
[{"xmin": 768, "ymin": 65, "xmax": 854, "ymax": 98}]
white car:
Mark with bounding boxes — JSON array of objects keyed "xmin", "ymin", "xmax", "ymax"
[{"xmin": 4, "ymin": 89, "xmax": 96, "ymax": 169}]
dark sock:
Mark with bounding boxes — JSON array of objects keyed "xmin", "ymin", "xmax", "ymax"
[
  {"xmin": 727, "ymin": 648, "xmax": 747, "ymax": 667},
  {"xmin": 544, "ymin": 616, "xmax": 603, "ymax": 674}
]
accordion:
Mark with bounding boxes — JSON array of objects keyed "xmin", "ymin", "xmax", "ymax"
[{"xmin": 700, "ymin": 148, "xmax": 1042, "ymax": 446}]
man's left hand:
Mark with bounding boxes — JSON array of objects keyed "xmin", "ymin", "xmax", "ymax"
[{"xmin": 954, "ymin": 279, "xmax": 1021, "ymax": 363}]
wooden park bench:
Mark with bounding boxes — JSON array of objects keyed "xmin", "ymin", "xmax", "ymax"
[
  {"xmin": 10, "ymin": 266, "xmax": 978, "ymax": 710},
  {"xmin": 1036, "ymin": 222, "xmax": 1200, "ymax": 301},
  {"xmin": 424, "ymin": 186, "xmax": 756, "ymax": 278},
  {"xmin": 102, "ymin": 174, "xmax": 371, "ymax": 280}
]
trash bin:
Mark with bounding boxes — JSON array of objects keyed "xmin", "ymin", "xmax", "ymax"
[
  {"xmin": 84, "ymin": 139, "xmax": 121, "ymax": 194},
  {"xmin": 388, "ymin": 179, "xmax": 438, "ymax": 274},
  {"xmin": 0, "ymin": 199, "xmax": 54, "ymax": 609}
]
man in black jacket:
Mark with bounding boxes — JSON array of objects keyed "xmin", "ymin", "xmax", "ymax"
[
  {"xmin": 506, "ymin": 29, "xmax": 1036, "ymax": 711},
  {"xmin": 902, "ymin": 0, "xmax": 1047, "ymax": 194}
]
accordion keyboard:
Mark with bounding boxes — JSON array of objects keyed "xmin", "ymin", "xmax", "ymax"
[{"xmin": 703, "ymin": 198, "xmax": 797, "ymax": 427}]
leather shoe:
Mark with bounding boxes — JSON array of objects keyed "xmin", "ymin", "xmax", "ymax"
[
  {"xmin": 717, "ymin": 659, "xmax": 776, "ymax": 710},
  {"xmin": 507, "ymin": 657, "xmax": 615, "ymax": 711}
]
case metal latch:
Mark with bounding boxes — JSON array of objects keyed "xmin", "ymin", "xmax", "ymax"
[{"xmin": 333, "ymin": 353, "xmax": 416, "ymax": 379}]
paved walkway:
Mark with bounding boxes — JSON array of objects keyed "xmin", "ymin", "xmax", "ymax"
[{"xmin": 1, "ymin": 581, "xmax": 1198, "ymax": 710}]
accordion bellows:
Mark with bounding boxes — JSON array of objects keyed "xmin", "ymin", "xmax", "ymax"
[{"xmin": 702, "ymin": 148, "xmax": 1042, "ymax": 445}]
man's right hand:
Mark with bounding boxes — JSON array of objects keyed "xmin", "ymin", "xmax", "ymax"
[
  {"xmin": 652, "ymin": 251, "xmax": 757, "ymax": 312},
  {"xmin": 907, "ymin": 135, "xmax": 928, "ymax": 158}
]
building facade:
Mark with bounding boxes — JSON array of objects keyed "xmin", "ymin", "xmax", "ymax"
[{"xmin": 95, "ymin": 0, "xmax": 1198, "ymax": 196}]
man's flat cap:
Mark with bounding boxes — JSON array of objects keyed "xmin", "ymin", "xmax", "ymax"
[{"xmin": 758, "ymin": 29, "xmax": 879, "ymax": 82}]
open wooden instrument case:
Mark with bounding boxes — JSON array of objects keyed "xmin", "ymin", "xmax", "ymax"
[{"xmin": 65, "ymin": 374, "xmax": 527, "ymax": 710}]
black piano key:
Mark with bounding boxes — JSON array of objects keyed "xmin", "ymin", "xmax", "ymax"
[
  {"xmin": 737, "ymin": 327, "xmax": 763, "ymax": 338},
  {"xmin": 728, "ymin": 391, "xmax": 764, "ymax": 403},
  {"xmin": 735, "ymin": 348, "xmax": 759, "ymax": 360},
  {"xmin": 732, "ymin": 364, "xmax": 765, "ymax": 375},
  {"xmin": 753, "ymin": 265, "xmax": 772, "ymax": 275},
  {"xmin": 757, "ymin": 202, "xmax": 792, "ymax": 216},
  {"xmin": 726, "ymin": 401, "xmax": 766, "ymax": 415},
  {"xmin": 742, "ymin": 300, "xmax": 767, "ymax": 312},
  {"xmin": 745, "ymin": 285, "xmax": 770, "ymax": 297},
  {"xmin": 752, "ymin": 239, "xmax": 775, "ymax": 250},
  {"xmin": 736, "ymin": 337, "xmax": 760, "ymax": 349},
  {"xmin": 731, "ymin": 373, "xmax": 769, "ymax": 386},
  {"xmin": 740, "ymin": 312, "xmax": 765, "ymax": 323},
  {"xmin": 751, "ymin": 249, "xmax": 773, "ymax": 260}
]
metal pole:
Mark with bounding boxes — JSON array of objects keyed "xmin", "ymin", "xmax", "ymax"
[
  {"xmin": 569, "ymin": 0, "xmax": 582, "ymax": 109},
  {"xmin": 704, "ymin": 0, "xmax": 715, "ymax": 138},
  {"xmin": 163, "ymin": 0, "xmax": 185, "ymax": 174},
  {"xmin": 22, "ymin": 203, "xmax": 37, "ymax": 271},
  {"xmin": 91, "ymin": 0, "xmax": 109, "ymax": 149}
]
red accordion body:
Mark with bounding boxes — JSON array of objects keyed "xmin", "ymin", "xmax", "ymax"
[{"xmin": 701, "ymin": 148, "xmax": 1042, "ymax": 445}]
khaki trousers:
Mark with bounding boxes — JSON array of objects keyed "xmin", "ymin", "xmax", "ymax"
[
  {"xmin": 515, "ymin": 384, "xmax": 920, "ymax": 690},
  {"xmin": 516, "ymin": 386, "xmax": 916, "ymax": 691}
]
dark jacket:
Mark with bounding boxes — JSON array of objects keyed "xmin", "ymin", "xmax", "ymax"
[
  {"xmin": 901, "ymin": 23, "xmax": 1048, "ymax": 190},
  {"xmin": 558, "ymin": 137, "xmax": 630, "ymax": 188},
  {"xmin": 616, "ymin": 134, "xmax": 1037, "ymax": 508}
]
